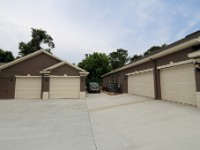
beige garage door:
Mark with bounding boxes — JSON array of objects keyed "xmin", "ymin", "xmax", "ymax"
[
  {"xmin": 49, "ymin": 77, "xmax": 80, "ymax": 99},
  {"xmin": 128, "ymin": 71, "xmax": 154, "ymax": 98},
  {"xmin": 160, "ymin": 64, "xmax": 196, "ymax": 105},
  {"xmin": 15, "ymin": 77, "xmax": 42, "ymax": 99}
]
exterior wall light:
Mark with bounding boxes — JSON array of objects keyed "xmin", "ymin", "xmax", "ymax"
[{"xmin": 194, "ymin": 62, "xmax": 200, "ymax": 69}]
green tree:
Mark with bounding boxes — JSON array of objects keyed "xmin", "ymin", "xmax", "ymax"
[
  {"xmin": 143, "ymin": 44, "xmax": 167, "ymax": 56},
  {"xmin": 0, "ymin": 49, "xmax": 14, "ymax": 62},
  {"xmin": 161, "ymin": 44, "xmax": 167, "ymax": 48},
  {"xmin": 130, "ymin": 54, "xmax": 143, "ymax": 62},
  {"xmin": 143, "ymin": 46, "xmax": 161, "ymax": 56},
  {"xmin": 78, "ymin": 52, "xmax": 112, "ymax": 84},
  {"xmin": 109, "ymin": 49, "xmax": 130, "ymax": 69},
  {"xmin": 18, "ymin": 28, "xmax": 55, "ymax": 56}
]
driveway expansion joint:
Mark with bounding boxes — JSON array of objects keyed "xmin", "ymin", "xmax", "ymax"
[{"xmin": 84, "ymin": 98, "xmax": 98, "ymax": 150}]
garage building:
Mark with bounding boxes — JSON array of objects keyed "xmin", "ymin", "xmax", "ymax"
[
  {"xmin": 102, "ymin": 30, "xmax": 200, "ymax": 108},
  {"xmin": 0, "ymin": 50, "xmax": 88, "ymax": 99}
]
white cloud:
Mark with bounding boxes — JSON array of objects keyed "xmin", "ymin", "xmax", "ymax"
[{"xmin": 0, "ymin": 0, "xmax": 199, "ymax": 63}]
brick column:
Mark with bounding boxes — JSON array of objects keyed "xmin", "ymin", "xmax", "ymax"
[
  {"xmin": 152, "ymin": 60, "xmax": 161, "ymax": 99},
  {"xmin": 41, "ymin": 73, "xmax": 50, "ymax": 99}
]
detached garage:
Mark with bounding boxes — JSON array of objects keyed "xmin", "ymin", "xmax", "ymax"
[
  {"xmin": 102, "ymin": 30, "xmax": 200, "ymax": 108},
  {"xmin": 0, "ymin": 50, "xmax": 89, "ymax": 99}
]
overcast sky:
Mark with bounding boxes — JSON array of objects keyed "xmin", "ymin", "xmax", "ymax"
[{"xmin": 0, "ymin": 0, "xmax": 200, "ymax": 64}]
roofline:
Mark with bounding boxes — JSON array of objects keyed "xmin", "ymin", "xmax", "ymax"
[
  {"xmin": 0, "ymin": 63, "xmax": 7, "ymax": 66},
  {"xmin": 102, "ymin": 36, "xmax": 200, "ymax": 77},
  {"xmin": 79, "ymin": 71, "xmax": 89, "ymax": 76},
  {"xmin": 0, "ymin": 49, "xmax": 63, "ymax": 70},
  {"xmin": 42, "ymin": 61, "xmax": 86, "ymax": 72}
]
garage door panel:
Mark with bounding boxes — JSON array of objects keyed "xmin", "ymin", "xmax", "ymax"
[
  {"xmin": 49, "ymin": 77, "xmax": 80, "ymax": 99},
  {"xmin": 15, "ymin": 77, "xmax": 41, "ymax": 99},
  {"xmin": 128, "ymin": 71, "xmax": 154, "ymax": 98},
  {"xmin": 160, "ymin": 64, "xmax": 196, "ymax": 105}
]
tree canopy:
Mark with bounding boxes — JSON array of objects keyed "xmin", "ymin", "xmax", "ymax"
[
  {"xmin": 143, "ymin": 44, "xmax": 167, "ymax": 56},
  {"xmin": 0, "ymin": 49, "xmax": 14, "ymax": 62},
  {"xmin": 130, "ymin": 44, "xmax": 167, "ymax": 62},
  {"xmin": 109, "ymin": 49, "xmax": 130, "ymax": 70},
  {"xmin": 78, "ymin": 52, "xmax": 112, "ymax": 84},
  {"xmin": 18, "ymin": 28, "xmax": 55, "ymax": 56},
  {"xmin": 130, "ymin": 54, "xmax": 143, "ymax": 62},
  {"xmin": 143, "ymin": 46, "xmax": 161, "ymax": 56}
]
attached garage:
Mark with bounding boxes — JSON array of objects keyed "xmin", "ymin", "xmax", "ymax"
[
  {"xmin": 15, "ymin": 77, "xmax": 42, "ymax": 99},
  {"xmin": 160, "ymin": 63, "xmax": 196, "ymax": 105},
  {"xmin": 49, "ymin": 76, "xmax": 80, "ymax": 99},
  {"xmin": 127, "ymin": 69, "xmax": 154, "ymax": 98}
]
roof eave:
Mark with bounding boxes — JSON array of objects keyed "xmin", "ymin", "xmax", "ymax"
[
  {"xmin": 42, "ymin": 61, "xmax": 86, "ymax": 72},
  {"xmin": 79, "ymin": 71, "xmax": 89, "ymax": 76}
]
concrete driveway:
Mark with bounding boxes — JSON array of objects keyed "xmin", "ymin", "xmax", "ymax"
[{"xmin": 0, "ymin": 93, "xmax": 200, "ymax": 150}]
